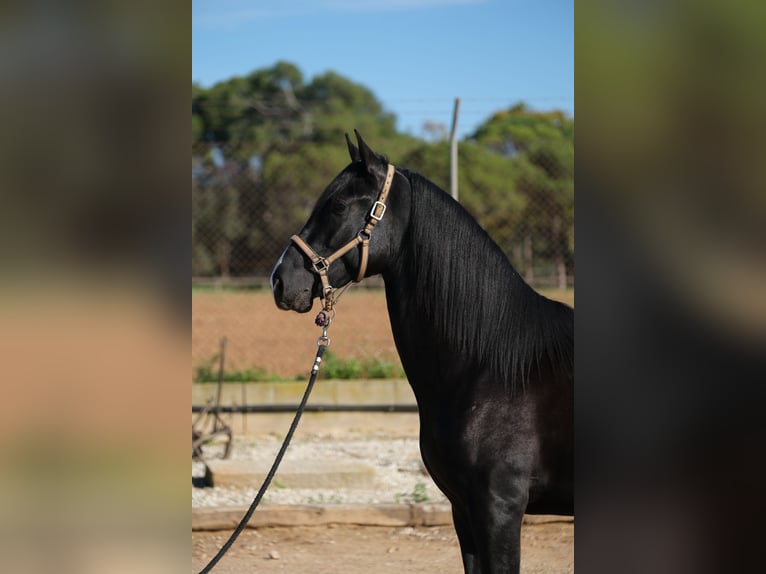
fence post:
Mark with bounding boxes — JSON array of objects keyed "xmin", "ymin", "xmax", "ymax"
[{"xmin": 449, "ymin": 97, "xmax": 461, "ymax": 201}]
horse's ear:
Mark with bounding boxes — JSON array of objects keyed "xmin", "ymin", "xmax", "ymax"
[
  {"xmin": 345, "ymin": 132, "xmax": 361, "ymax": 162},
  {"xmin": 354, "ymin": 129, "xmax": 385, "ymax": 177}
]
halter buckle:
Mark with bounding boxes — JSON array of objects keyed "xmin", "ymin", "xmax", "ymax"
[{"xmin": 369, "ymin": 201, "xmax": 387, "ymax": 222}]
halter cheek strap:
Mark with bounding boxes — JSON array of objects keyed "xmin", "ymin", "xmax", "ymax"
[{"xmin": 290, "ymin": 163, "xmax": 395, "ymax": 299}]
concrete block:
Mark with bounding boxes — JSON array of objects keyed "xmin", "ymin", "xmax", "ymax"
[
  {"xmin": 191, "ymin": 503, "xmax": 455, "ymax": 530},
  {"xmin": 207, "ymin": 458, "xmax": 376, "ymax": 489}
]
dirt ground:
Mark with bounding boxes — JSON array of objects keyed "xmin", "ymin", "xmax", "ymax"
[
  {"xmin": 192, "ymin": 288, "xmax": 399, "ymax": 379},
  {"xmin": 192, "ymin": 287, "xmax": 573, "ymax": 380},
  {"xmin": 193, "ymin": 287, "xmax": 575, "ymax": 572},
  {"xmin": 192, "ymin": 520, "xmax": 574, "ymax": 573}
]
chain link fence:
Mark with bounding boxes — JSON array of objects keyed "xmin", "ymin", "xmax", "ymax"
[{"xmin": 192, "ymin": 141, "xmax": 573, "ymax": 285}]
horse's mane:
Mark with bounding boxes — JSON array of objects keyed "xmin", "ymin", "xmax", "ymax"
[{"xmin": 399, "ymin": 168, "xmax": 573, "ymax": 392}]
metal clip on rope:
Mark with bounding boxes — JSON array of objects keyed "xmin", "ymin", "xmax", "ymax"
[
  {"xmin": 317, "ymin": 326, "xmax": 331, "ymax": 350},
  {"xmin": 314, "ymin": 324, "xmax": 331, "ymax": 373}
]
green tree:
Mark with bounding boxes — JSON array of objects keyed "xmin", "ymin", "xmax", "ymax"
[
  {"xmin": 192, "ymin": 62, "xmax": 412, "ymax": 277},
  {"xmin": 192, "ymin": 64, "xmax": 573, "ymax": 287},
  {"xmin": 301, "ymin": 71, "xmax": 397, "ymax": 142},
  {"xmin": 471, "ymin": 104, "xmax": 574, "ymax": 287},
  {"xmin": 191, "ymin": 156, "xmax": 246, "ymax": 277}
]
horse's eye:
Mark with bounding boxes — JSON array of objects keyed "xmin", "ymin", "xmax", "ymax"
[{"xmin": 331, "ymin": 201, "xmax": 347, "ymax": 215}]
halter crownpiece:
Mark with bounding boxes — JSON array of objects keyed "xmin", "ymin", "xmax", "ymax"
[{"xmin": 290, "ymin": 163, "xmax": 396, "ymax": 315}]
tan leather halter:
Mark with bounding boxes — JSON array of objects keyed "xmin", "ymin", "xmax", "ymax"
[{"xmin": 290, "ymin": 163, "xmax": 396, "ymax": 304}]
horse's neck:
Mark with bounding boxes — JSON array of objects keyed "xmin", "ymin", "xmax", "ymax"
[
  {"xmin": 381, "ymin": 188, "xmax": 567, "ymax": 399},
  {"xmin": 382, "ymin": 249, "xmax": 499, "ymax": 397},
  {"xmin": 382, "ymin": 188, "xmax": 478, "ymax": 387},
  {"xmin": 383, "ymin": 276, "xmax": 451, "ymax": 398}
]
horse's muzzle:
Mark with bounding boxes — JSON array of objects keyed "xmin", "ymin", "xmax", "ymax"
[{"xmin": 270, "ymin": 252, "xmax": 315, "ymax": 313}]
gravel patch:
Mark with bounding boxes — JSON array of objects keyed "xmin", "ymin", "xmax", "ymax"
[{"xmin": 192, "ymin": 433, "xmax": 448, "ymax": 508}]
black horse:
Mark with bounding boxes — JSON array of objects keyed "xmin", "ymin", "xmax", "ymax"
[{"xmin": 271, "ymin": 131, "xmax": 573, "ymax": 573}]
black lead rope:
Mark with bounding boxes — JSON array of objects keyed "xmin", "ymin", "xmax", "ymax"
[{"xmin": 198, "ymin": 331, "xmax": 330, "ymax": 574}]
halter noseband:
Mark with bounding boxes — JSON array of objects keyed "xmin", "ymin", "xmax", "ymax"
[{"xmin": 290, "ymin": 163, "xmax": 396, "ymax": 302}]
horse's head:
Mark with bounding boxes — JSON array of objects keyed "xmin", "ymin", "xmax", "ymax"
[{"xmin": 271, "ymin": 130, "xmax": 410, "ymax": 313}]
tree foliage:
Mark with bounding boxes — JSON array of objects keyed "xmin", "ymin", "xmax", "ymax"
[
  {"xmin": 471, "ymin": 103, "xmax": 574, "ymax": 284},
  {"xmin": 192, "ymin": 63, "xmax": 573, "ymax": 287}
]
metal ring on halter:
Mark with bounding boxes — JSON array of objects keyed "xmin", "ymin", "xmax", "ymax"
[{"xmin": 313, "ymin": 258, "xmax": 330, "ymax": 273}]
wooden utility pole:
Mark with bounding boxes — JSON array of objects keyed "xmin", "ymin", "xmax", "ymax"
[{"xmin": 449, "ymin": 97, "xmax": 461, "ymax": 201}]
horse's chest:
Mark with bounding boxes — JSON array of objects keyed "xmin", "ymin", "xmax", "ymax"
[
  {"xmin": 417, "ymin": 397, "xmax": 540, "ymax": 496},
  {"xmin": 418, "ymin": 431, "xmax": 463, "ymax": 498},
  {"xmin": 417, "ymin": 410, "xmax": 492, "ymax": 491}
]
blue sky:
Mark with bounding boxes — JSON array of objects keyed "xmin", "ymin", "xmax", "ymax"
[{"xmin": 192, "ymin": 0, "xmax": 573, "ymax": 139}]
